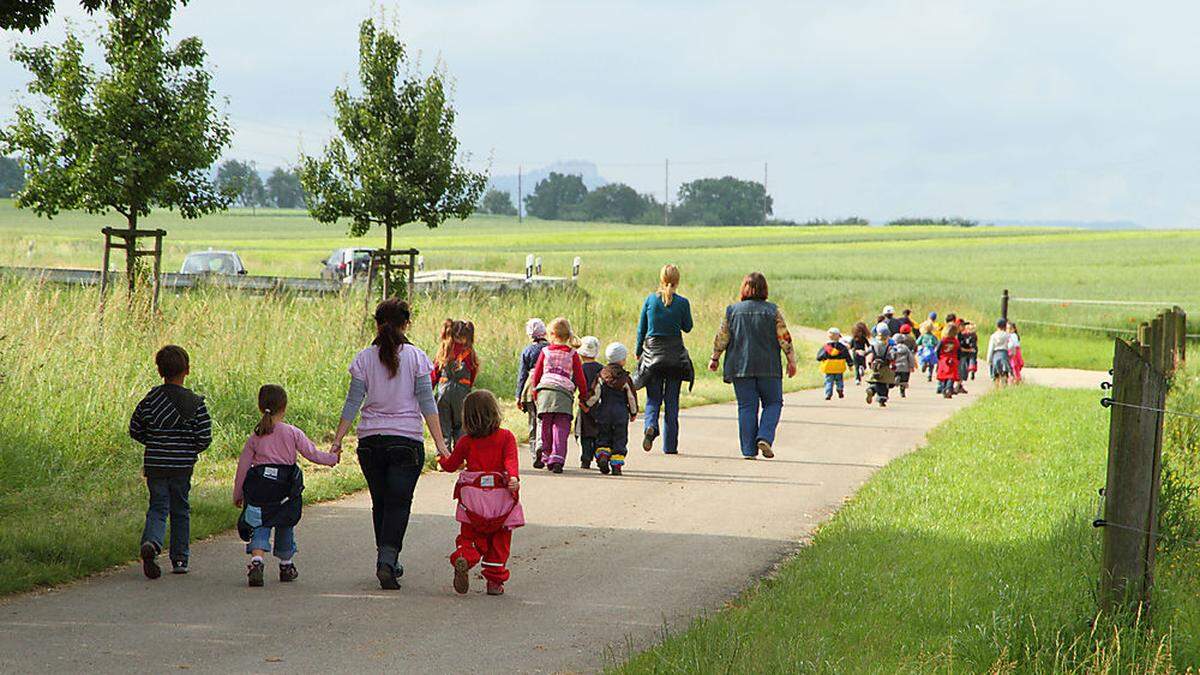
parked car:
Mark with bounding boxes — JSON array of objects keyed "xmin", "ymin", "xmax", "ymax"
[
  {"xmin": 321, "ymin": 247, "xmax": 375, "ymax": 283},
  {"xmin": 180, "ymin": 250, "xmax": 247, "ymax": 275}
]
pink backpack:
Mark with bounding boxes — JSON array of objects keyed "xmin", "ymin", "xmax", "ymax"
[
  {"xmin": 538, "ymin": 348, "xmax": 576, "ymax": 392},
  {"xmin": 453, "ymin": 471, "xmax": 525, "ymax": 533}
]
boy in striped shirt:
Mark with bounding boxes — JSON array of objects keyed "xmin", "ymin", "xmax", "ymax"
[{"xmin": 129, "ymin": 345, "xmax": 212, "ymax": 578}]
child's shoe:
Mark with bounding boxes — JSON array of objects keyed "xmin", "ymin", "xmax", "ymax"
[
  {"xmin": 533, "ymin": 458, "xmax": 545, "ymax": 469},
  {"xmin": 866, "ymin": 389, "xmax": 875, "ymax": 404},
  {"xmin": 900, "ymin": 387, "xmax": 907, "ymax": 398},
  {"xmin": 549, "ymin": 463, "xmax": 564, "ymax": 474},
  {"xmin": 486, "ymin": 581, "xmax": 505, "ymax": 596},
  {"xmin": 611, "ymin": 465, "xmax": 622, "ymax": 476},
  {"xmin": 171, "ymin": 559, "xmax": 189, "ymax": 575},
  {"xmin": 248, "ymin": 559, "xmax": 265, "ymax": 587},
  {"xmin": 581, "ymin": 460, "xmax": 592, "ymax": 470},
  {"xmin": 140, "ymin": 541, "xmax": 161, "ymax": 580},
  {"xmin": 837, "ymin": 390, "xmax": 845, "ymax": 399},
  {"xmin": 279, "ymin": 563, "xmax": 298, "ymax": 582},
  {"xmin": 825, "ymin": 394, "xmax": 832, "ymax": 401},
  {"xmin": 642, "ymin": 427, "xmax": 658, "ymax": 452},
  {"xmin": 453, "ymin": 557, "xmax": 470, "ymax": 595}
]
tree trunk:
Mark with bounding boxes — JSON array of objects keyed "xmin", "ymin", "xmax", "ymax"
[
  {"xmin": 383, "ymin": 224, "xmax": 393, "ymax": 298},
  {"xmin": 126, "ymin": 212, "xmax": 137, "ymax": 296}
]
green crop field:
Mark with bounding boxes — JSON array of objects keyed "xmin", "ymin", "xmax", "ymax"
[{"xmin": 2, "ymin": 200, "xmax": 1199, "ymax": 599}]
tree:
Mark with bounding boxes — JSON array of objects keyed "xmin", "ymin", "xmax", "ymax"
[
  {"xmin": 299, "ymin": 18, "xmax": 486, "ymax": 296},
  {"xmin": 215, "ymin": 159, "xmax": 266, "ymax": 210},
  {"xmin": 582, "ymin": 182, "xmax": 652, "ymax": 223},
  {"xmin": 0, "ymin": 158, "xmax": 25, "ymax": 198},
  {"xmin": 523, "ymin": 172, "xmax": 587, "ymax": 220},
  {"xmin": 672, "ymin": 176, "xmax": 772, "ymax": 226},
  {"xmin": 478, "ymin": 188, "xmax": 517, "ymax": 216},
  {"xmin": 1, "ymin": 0, "xmax": 231, "ymax": 293},
  {"xmin": 2, "ymin": 0, "xmax": 108, "ymax": 32},
  {"xmin": 266, "ymin": 167, "xmax": 305, "ymax": 208}
]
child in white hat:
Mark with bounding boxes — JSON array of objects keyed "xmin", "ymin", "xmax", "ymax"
[
  {"xmin": 582, "ymin": 342, "xmax": 639, "ymax": 476},
  {"xmin": 575, "ymin": 336, "xmax": 603, "ymax": 469}
]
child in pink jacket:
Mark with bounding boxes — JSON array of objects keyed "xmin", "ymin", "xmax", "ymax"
[{"xmin": 234, "ymin": 384, "xmax": 340, "ymax": 587}]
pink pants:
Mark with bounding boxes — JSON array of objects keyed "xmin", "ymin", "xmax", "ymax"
[{"xmin": 539, "ymin": 413, "xmax": 571, "ymax": 467}]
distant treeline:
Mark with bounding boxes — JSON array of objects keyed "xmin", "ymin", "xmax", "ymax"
[
  {"xmin": 887, "ymin": 217, "xmax": 979, "ymax": 227},
  {"xmin": 478, "ymin": 172, "xmax": 774, "ymax": 226},
  {"xmin": 767, "ymin": 217, "xmax": 870, "ymax": 227}
]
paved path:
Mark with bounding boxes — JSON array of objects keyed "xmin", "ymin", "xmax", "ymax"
[{"xmin": 0, "ymin": 367, "xmax": 1097, "ymax": 674}]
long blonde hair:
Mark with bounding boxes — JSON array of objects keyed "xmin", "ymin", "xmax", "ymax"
[{"xmin": 658, "ymin": 264, "xmax": 680, "ymax": 307}]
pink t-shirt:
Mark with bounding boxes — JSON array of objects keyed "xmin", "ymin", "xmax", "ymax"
[
  {"xmin": 233, "ymin": 422, "xmax": 339, "ymax": 502},
  {"xmin": 349, "ymin": 343, "xmax": 434, "ymax": 441}
]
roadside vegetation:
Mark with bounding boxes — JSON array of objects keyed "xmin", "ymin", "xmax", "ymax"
[{"xmin": 618, "ymin": 383, "xmax": 1200, "ymax": 672}]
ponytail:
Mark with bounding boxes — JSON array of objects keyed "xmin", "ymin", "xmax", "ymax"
[
  {"xmin": 435, "ymin": 318, "xmax": 455, "ymax": 368},
  {"xmin": 373, "ymin": 299, "xmax": 412, "ymax": 378},
  {"xmin": 658, "ymin": 264, "xmax": 680, "ymax": 307},
  {"xmin": 254, "ymin": 384, "xmax": 288, "ymax": 437}
]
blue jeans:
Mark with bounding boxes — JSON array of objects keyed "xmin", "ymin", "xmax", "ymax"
[
  {"xmin": 823, "ymin": 373, "xmax": 844, "ymax": 397},
  {"xmin": 643, "ymin": 374, "xmax": 682, "ymax": 454},
  {"xmin": 733, "ymin": 377, "xmax": 784, "ymax": 457},
  {"xmin": 247, "ymin": 524, "xmax": 296, "ymax": 561},
  {"xmin": 141, "ymin": 475, "xmax": 191, "ymax": 562}
]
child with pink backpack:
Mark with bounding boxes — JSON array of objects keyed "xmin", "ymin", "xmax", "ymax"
[
  {"xmin": 527, "ymin": 317, "xmax": 590, "ymax": 473},
  {"xmin": 438, "ymin": 390, "xmax": 523, "ymax": 596}
]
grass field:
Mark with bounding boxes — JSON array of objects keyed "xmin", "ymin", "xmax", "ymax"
[
  {"xmin": 2, "ymin": 200, "xmax": 1198, "ymax": 371},
  {"xmin": 617, "ymin": 384, "xmax": 1200, "ymax": 672}
]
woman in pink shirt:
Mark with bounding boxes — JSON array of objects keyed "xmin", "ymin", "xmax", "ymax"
[
  {"xmin": 233, "ymin": 384, "xmax": 339, "ymax": 587},
  {"xmin": 330, "ymin": 299, "xmax": 450, "ymax": 590}
]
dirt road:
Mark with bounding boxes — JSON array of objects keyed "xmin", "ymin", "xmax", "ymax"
[{"xmin": 0, "ymin": 366, "xmax": 1097, "ymax": 673}]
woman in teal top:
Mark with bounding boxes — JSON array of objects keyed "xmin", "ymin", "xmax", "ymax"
[{"xmin": 634, "ymin": 264, "xmax": 694, "ymax": 454}]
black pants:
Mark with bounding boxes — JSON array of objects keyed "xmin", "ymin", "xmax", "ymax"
[{"xmin": 357, "ymin": 435, "xmax": 424, "ymax": 567}]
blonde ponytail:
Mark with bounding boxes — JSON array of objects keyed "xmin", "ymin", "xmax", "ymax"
[{"xmin": 658, "ymin": 264, "xmax": 680, "ymax": 307}]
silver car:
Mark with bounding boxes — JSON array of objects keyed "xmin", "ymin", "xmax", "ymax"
[{"xmin": 180, "ymin": 250, "xmax": 247, "ymax": 275}]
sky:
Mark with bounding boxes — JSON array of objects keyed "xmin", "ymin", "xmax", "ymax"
[{"xmin": 2, "ymin": 1, "xmax": 1199, "ymax": 227}]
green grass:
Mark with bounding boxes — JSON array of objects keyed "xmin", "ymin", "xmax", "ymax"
[
  {"xmin": 4, "ymin": 199, "xmax": 1200, "ymax": 370},
  {"xmin": 616, "ymin": 385, "xmax": 1200, "ymax": 673}
]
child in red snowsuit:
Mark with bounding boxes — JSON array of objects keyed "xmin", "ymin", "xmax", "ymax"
[{"xmin": 437, "ymin": 389, "xmax": 522, "ymax": 596}]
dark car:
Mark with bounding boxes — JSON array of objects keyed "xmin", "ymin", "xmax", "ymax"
[
  {"xmin": 180, "ymin": 250, "xmax": 247, "ymax": 275},
  {"xmin": 321, "ymin": 248, "xmax": 375, "ymax": 283}
]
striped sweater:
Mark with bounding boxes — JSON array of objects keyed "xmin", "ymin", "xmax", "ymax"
[{"xmin": 129, "ymin": 384, "xmax": 212, "ymax": 477}]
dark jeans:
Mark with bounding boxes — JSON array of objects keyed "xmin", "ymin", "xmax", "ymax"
[
  {"xmin": 357, "ymin": 435, "xmax": 424, "ymax": 568},
  {"xmin": 142, "ymin": 474, "xmax": 192, "ymax": 562},
  {"xmin": 643, "ymin": 373, "xmax": 682, "ymax": 453},
  {"xmin": 732, "ymin": 377, "xmax": 783, "ymax": 457},
  {"xmin": 580, "ymin": 436, "xmax": 597, "ymax": 466}
]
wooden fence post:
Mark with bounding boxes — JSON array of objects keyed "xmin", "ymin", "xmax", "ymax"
[
  {"xmin": 1100, "ymin": 338, "xmax": 1169, "ymax": 614},
  {"xmin": 1174, "ymin": 307, "xmax": 1187, "ymax": 364},
  {"xmin": 1001, "ymin": 289, "xmax": 1010, "ymax": 322}
]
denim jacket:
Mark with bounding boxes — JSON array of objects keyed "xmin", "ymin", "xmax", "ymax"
[{"xmin": 713, "ymin": 300, "xmax": 793, "ymax": 382}]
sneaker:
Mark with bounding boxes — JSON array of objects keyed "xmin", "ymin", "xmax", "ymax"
[
  {"xmin": 581, "ymin": 461, "xmax": 592, "ymax": 470},
  {"xmin": 825, "ymin": 394, "xmax": 832, "ymax": 401},
  {"xmin": 597, "ymin": 457, "xmax": 610, "ymax": 475},
  {"xmin": 533, "ymin": 458, "xmax": 545, "ymax": 469},
  {"xmin": 452, "ymin": 557, "xmax": 470, "ymax": 595},
  {"xmin": 486, "ymin": 581, "xmax": 505, "ymax": 596},
  {"xmin": 247, "ymin": 560, "xmax": 265, "ymax": 587},
  {"xmin": 757, "ymin": 439, "xmax": 774, "ymax": 459},
  {"xmin": 866, "ymin": 389, "xmax": 875, "ymax": 404},
  {"xmin": 611, "ymin": 465, "xmax": 622, "ymax": 476},
  {"xmin": 550, "ymin": 463, "xmax": 564, "ymax": 474},
  {"xmin": 376, "ymin": 562, "xmax": 401, "ymax": 590},
  {"xmin": 900, "ymin": 388, "xmax": 907, "ymax": 398},
  {"xmin": 140, "ymin": 542, "xmax": 161, "ymax": 580},
  {"xmin": 279, "ymin": 563, "xmax": 298, "ymax": 583},
  {"xmin": 642, "ymin": 427, "xmax": 658, "ymax": 452},
  {"xmin": 879, "ymin": 400, "xmax": 887, "ymax": 408},
  {"xmin": 171, "ymin": 559, "xmax": 189, "ymax": 575},
  {"xmin": 837, "ymin": 390, "xmax": 845, "ymax": 399}
]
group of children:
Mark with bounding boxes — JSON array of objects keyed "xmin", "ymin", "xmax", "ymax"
[
  {"xmin": 514, "ymin": 317, "xmax": 640, "ymax": 476},
  {"xmin": 129, "ymin": 312, "xmax": 642, "ymax": 594},
  {"xmin": 816, "ymin": 306, "xmax": 1025, "ymax": 407}
]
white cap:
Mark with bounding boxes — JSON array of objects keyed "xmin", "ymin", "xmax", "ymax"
[
  {"xmin": 605, "ymin": 342, "xmax": 629, "ymax": 364},
  {"xmin": 883, "ymin": 305, "xmax": 895, "ymax": 315},
  {"xmin": 828, "ymin": 326, "xmax": 841, "ymax": 336},
  {"xmin": 578, "ymin": 336, "xmax": 601, "ymax": 359}
]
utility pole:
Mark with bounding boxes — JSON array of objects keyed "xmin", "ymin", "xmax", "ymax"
[
  {"xmin": 763, "ymin": 161, "xmax": 769, "ymax": 224},
  {"xmin": 663, "ymin": 158, "xmax": 670, "ymax": 227},
  {"xmin": 517, "ymin": 164, "xmax": 523, "ymax": 223}
]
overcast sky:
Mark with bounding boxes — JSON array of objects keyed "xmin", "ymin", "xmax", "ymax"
[{"xmin": 3, "ymin": 1, "xmax": 1198, "ymax": 226}]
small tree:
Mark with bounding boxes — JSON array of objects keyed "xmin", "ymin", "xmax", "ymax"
[
  {"xmin": 266, "ymin": 167, "xmax": 305, "ymax": 208},
  {"xmin": 583, "ymin": 182, "xmax": 651, "ymax": 223},
  {"xmin": 673, "ymin": 176, "xmax": 771, "ymax": 226},
  {"xmin": 299, "ymin": 19, "xmax": 486, "ymax": 296},
  {"xmin": 1, "ymin": 0, "xmax": 231, "ymax": 293},
  {"xmin": 523, "ymin": 172, "xmax": 587, "ymax": 220},
  {"xmin": 0, "ymin": 157, "xmax": 25, "ymax": 198},
  {"xmin": 215, "ymin": 159, "xmax": 266, "ymax": 210},
  {"xmin": 478, "ymin": 188, "xmax": 517, "ymax": 216}
]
